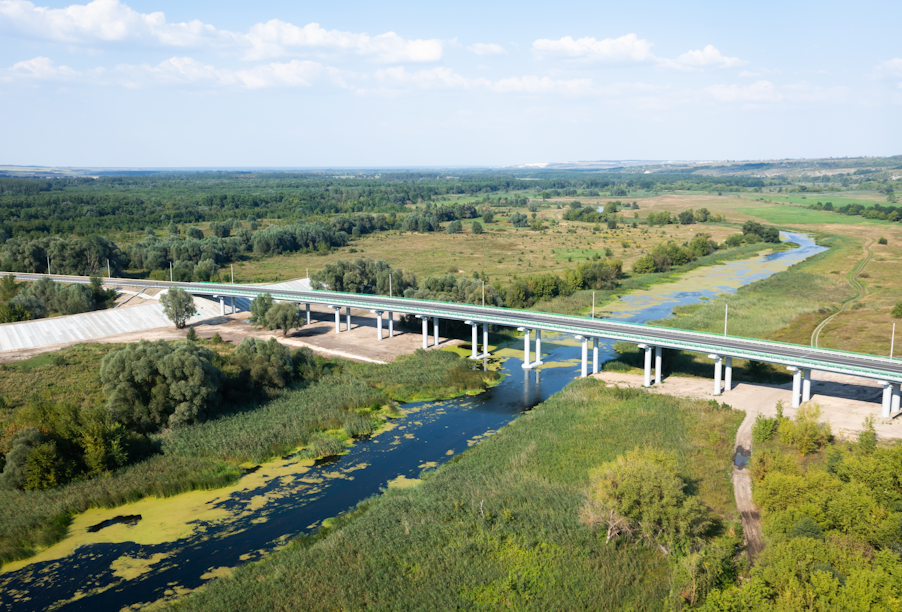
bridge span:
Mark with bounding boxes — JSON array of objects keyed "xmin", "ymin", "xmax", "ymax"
[{"xmin": 6, "ymin": 273, "xmax": 902, "ymax": 416}]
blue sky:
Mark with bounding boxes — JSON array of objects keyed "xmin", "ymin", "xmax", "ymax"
[{"xmin": 1, "ymin": 0, "xmax": 900, "ymax": 167}]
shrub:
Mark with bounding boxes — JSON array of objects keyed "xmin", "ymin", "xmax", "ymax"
[
  {"xmin": 185, "ymin": 327, "xmax": 197, "ymax": 342},
  {"xmin": 752, "ymin": 414, "xmax": 779, "ymax": 444},
  {"xmin": 893, "ymin": 301, "xmax": 902, "ymax": 318},
  {"xmin": 248, "ymin": 293, "xmax": 274, "ymax": 325},
  {"xmin": 471, "ymin": 220, "xmax": 483, "ymax": 234},
  {"xmin": 878, "ymin": 237, "xmax": 888, "ymax": 245},
  {"xmin": 582, "ymin": 447, "xmax": 712, "ymax": 549},
  {"xmin": 302, "ymin": 433, "xmax": 345, "ymax": 459},
  {"xmin": 789, "ymin": 516, "xmax": 824, "ymax": 540}
]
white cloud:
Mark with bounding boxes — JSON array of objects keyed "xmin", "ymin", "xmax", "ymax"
[
  {"xmin": 376, "ymin": 66, "xmax": 481, "ymax": 90},
  {"xmin": 739, "ymin": 70, "xmax": 761, "ymax": 77},
  {"xmin": 466, "ymin": 42, "xmax": 505, "ymax": 56},
  {"xmin": 705, "ymin": 80, "xmax": 782, "ymax": 103},
  {"xmin": 0, "ymin": 0, "xmax": 228, "ymax": 46},
  {"xmin": 660, "ymin": 45, "xmax": 746, "ymax": 71},
  {"xmin": 243, "ymin": 20, "xmax": 443, "ymax": 62},
  {"xmin": 0, "ymin": 0, "xmax": 443, "ymax": 62},
  {"xmin": 532, "ymin": 33, "xmax": 655, "ymax": 62},
  {"xmin": 374, "ymin": 66, "xmax": 593, "ymax": 96},
  {"xmin": 875, "ymin": 58, "xmax": 902, "ymax": 76},
  {"xmin": 9, "ymin": 55, "xmax": 82, "ymax": 79}
]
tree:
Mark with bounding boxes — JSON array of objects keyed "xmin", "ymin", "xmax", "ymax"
[
  {"xmin": 249, "ymin": 292, "xmax": 275, "ymax": 325},
  {"xmin": 510, "ymin": 213, "xmax": 528, "ymax": 227},
  {"xmin": 0, "ymin": 428, "xmax": 46, "ymax": 490},
  {"xmin": 471, "ymin": 221, "xmax": 483, "ymax": 234},
  {"xmin": 0, "ymin": 274, "xmax": 18, "ymax": 301},
  {"xmin": 482, "ymin": 210, "xmax": 494, "ymax": 224},
  {"xmin": 632, "ymin": 255, "xmax": 656, "ymax": 274},
  {"xmin": 186, "ymin": 227, "xmax": 204, "ymax": 240},
  {"xmin": 445, "ymin": 220, "xmax": 463, "ymax": 234},
  {"xmin": 265, "ymin": 302, "xmax": 302, "ymax": 336},
  {"xmin": 160, "ymin": 287, "xmax": 197, "ymax": 329},
  {"xmin": 100, "ymin": 340, "xmax": 223, "ymax": 430}
]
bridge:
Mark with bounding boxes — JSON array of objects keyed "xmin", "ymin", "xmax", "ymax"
[{"xmin": 6, "ymin": 273, "xmax": 902, "ymax": 417}]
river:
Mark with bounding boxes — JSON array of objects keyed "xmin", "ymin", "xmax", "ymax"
[{"xmin": 0, "ymin": 232, "xmax": 824, "ymax": 612}]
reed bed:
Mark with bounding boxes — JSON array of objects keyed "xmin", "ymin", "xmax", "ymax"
[
  {"xmin": 170, "ymin": 380, "xmax": 743, "ymax": 612},
  {"xmin": 0, "ymin": 454, "xmax": 239, "ymax": 565}
]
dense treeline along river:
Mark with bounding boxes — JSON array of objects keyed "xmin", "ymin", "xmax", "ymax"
[{"xmin": 0, "ymin": 233, "xmax": 824, "ymax": 612}]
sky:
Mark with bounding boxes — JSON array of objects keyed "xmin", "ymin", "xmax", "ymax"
[{"xmin": 1, "ymin": 0, "xmax": 900, "ymax": 167}]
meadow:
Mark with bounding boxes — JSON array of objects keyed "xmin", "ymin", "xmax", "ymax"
[{"xmin": 169, "ymin": 379, "xmax": 744, "ymax": 612}]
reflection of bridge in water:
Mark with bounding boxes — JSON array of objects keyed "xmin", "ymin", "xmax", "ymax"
[{"xmin": 9, "ymin": 270, "xmax": 902, "ymax": 417}]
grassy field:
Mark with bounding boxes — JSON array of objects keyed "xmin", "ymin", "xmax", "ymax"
[
  {"xmin": 170, "ymin": 380, "xmax": 744, "ymax": 612},
  {"xmin": 765, "ymin": 193, "xmax": 887, "ymax": 207},
  {"xmin": 231, "ymin": 213, "xmax": 743, "ymax": 285},
  {"xmin": 735, "ymin": 206, "xmax": 887, "ymax": 226}
]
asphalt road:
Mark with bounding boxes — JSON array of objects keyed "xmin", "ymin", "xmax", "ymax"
[{"xmin": 7, "ymin": 272, "xmax": 902, "ymax": 380}]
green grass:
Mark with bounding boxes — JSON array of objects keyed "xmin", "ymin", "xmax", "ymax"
[
  {"xmin": 736, "ymin": 206, "xmax": 887, "ymax": 225},
  {"xmin": 765, "ymin": 194, "xmax": 885, "ymax": 208},
  {"xmin": 169, "ymin": 380, "xmax": 743, "ymax": 612}
]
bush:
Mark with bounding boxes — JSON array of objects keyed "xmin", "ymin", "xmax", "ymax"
[
  {"xmin": 752, "ymin": 414, "xmax": 779, "ymax": 444},
  {"xmin": 471, "ymin": 221, "xmax": 483, "ymax": 234},
  {"xmin": 788, "ymin": 516, "xmax": 824, "ymax": 540},
  {"xmin": 892, "ymin": 300, "xmax": 902, "ymax": 318},
  {"xmin": 878, "ymin": 237, "xmax": 888, "ymax": 245}
]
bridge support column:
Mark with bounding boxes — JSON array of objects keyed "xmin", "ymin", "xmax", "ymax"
[
  {"xmin": 802, "ymin": 369, "xmax": 812, "ymax": 402},
  {"xmin": 219, "ymin": 296, "xmax": 225, "ymax": 316},
  {"xmin": 306, "ymin": 303, "xmax": 311, "ymax": 325},
  {"xmin": 346, "ymin": 307, "xmax": 352, "ymax": 331},
  {"xmin": 231, "ymin": 296, "xmax": 235, "ymax": 314},
  {"xmin": 534, "ymin": 331, "xmax": 543, "ymax": 367},
  {"xmin": 332, "ymin": 306, "xmax": 341, "ymax": 333},
  {"xmin": 433, "ymin": 317, "xmax": 439, "ymax": 347},
  {"xmin": 788, "ymin": 367, "xmax": 801, "ymax": 408},
  {"xmin": 724, "ymin": 356, "xmax": 732, "ymax": 392},
  {"xmin": 518, "ymin": 328, "xmax": 532, "ymax": 369},
  {"xmin": 576, "ymin": 335, "xmax": 588, "ymax": 377},
  {"xmin": 655, "ymin": 346, "xmax": 663, "ymax": 385},
  {"xmin": 374, "ymin": 311, "xmax": 383, "ymax": 340},
  {"xmin": 418, "ymin": 316, "xmax": 428, "ymax": 349},
  {"xmin": 592, "ymin": 338, "xmax": 599, "ymax": 375},
  {"xmin": 481, "ymin": 322, "xmax": 490, "ymax": 358},
  {"xmin": 467, "ymin": 321, "xmax": 478, "ymax": 359},
  {"xmin": 388, "ymin": 312, "xmax": 394, "ymax": 337},
  {"xmin": 893, "ymin": 383, "xmax": 901, "ymax": 415},
  {"xmin": 640, "ymin": 344, "xmax": 652, "ymax": 387},
  {"xmin": 881, "ymin": 381, "xmax": 892, "ymax": 418},
  {"xmin": 709, "ymin": 354, "xmax": 722, "ymax": 396}
]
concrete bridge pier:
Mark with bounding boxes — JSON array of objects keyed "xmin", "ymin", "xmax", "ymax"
[
  {"xmin": 305, "ymin": 303, "xmax": 311, "ymax": 325},
  {"xmin": 330, "ymin": 306, "xmax": 341, "ymax": 333},
  {"xmin": 581, "ymin": 336, "xmax": 589, "ymax": 378},
  {"xmin": 517, "ymin": 327, "xmax": 532, "ymax": 369},
  {"xmin": 433, "ymin": 317, "xmax": 439, "ymax": 347},
  {"xmin": 592, "ymin": 338, "xmax": 599, "ymax": 374},
  {"xmin": 723, "ymin": 356, "xmax": 732, "ymax": 391},
  {"xmin": 640, "ymin": 344, "xmax": 653, "ymax": 387},
  {"xmin": 655, "ymin": 346, "xmax": 662, "ymax": 385},
  {"xmin": 346, "ymin": 307, "xmax": 352, "ymax": 331},
  {"xmin": 709, "ymin": 354, "xmax": 723, "ymax": 396},
  {"xmin": 534, "ymin": 330, "xmax": 543, "ymax": 368},
  {"xmin": 802, "ymin": 368, "xmax": 812, "ymax": 402},
  {"xmin": 388, "ymin": 311, "xmax": 394, "ymax": 337},
  {"xmin": 371, "ymin": 310, "xmax": 384, "ymax": 340},
  {"xmin": 218, "ymin": 296, "xmax": 225, "ymax": 316},
  {"xmin": 880, "ymin": 381, "xmax": 893, "ymax": 417},
  {"xmin": 481, "ymin": 323, "xmax": 490, "ymax": 358},
  {"xmin": 231, "ymin": 296, "xmax": 236, "ymax": 314},
  {"xmin": 787, "ymin": 367, "xmax": 802, "ymax": 408},
  {"xmin": 416, "ymin": 316, "xmax": 429, "ymax": 348},
  {"xmin": 466, "ymin": 321, "xmax": 479, "ymax": 359},
  {"xmin": 893, "ymin": 383, "xmax": 901, "ymax": 415}
]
